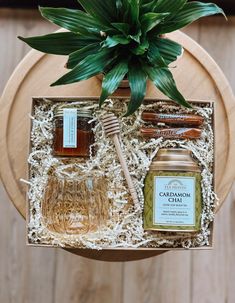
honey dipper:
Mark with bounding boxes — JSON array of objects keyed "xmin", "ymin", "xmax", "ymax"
[{"xmin": 102, "ymin": 113, "xmax": 139, "ymax": 204}]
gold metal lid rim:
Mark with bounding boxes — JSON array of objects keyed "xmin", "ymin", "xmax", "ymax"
[
  {"xmin": 149, "ymin": 165, "xmax": 201, "ymax": 172},
  {"xmin": 54, "ymin": 107, "xmax": 93, "ymax": 118},
  {"xmin": 150, "ymin": 148, "xmax": 200, "ymax": 172}
]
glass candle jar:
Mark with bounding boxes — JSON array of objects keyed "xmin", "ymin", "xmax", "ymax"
[
  {"xmin": 144, "ymin": 148, "xmax": 202, "ymax": 232},
  {"xmin": 53, "ymin": 107, "xmax": 95, "ymax": 157},
  {"xmin": 41, "ymin": 174, "xmax": 110, "ymax": 235}
]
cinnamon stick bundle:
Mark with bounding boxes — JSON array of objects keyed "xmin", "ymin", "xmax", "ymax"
[
  {"xmin": 140, "ymin": 127, "xmax": 201, "ymax": 140},
  {"xmin": 141, "ymin": 112, "xmax": 204, "ymax": 127}
]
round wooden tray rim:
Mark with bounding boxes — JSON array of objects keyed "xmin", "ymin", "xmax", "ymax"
[{"xmin": 0, "ymin": 30, "xmax": 235, "ymax": 261}]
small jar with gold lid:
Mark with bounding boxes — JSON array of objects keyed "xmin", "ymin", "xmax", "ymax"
[
  {"xmin": 144, "ymin": 148, "xmax": 202, "ymax": 232},
  {"xmin": 53, "ymin": 107, "xmax": 95, "ymax": 157}
]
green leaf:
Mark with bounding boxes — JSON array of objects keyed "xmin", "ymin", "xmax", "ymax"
[
  {"xmin": 147, "ymin": 41, "xmax": 168, "ymax": 67},
  {"xmin": 140, "ymin": 0, "xmax": 153, "ymax": 4},
  {"xmin": 128, "ymin": 30, "xmax": 142, "ymax": 43},
  {"xmin": 125, "ymin": 64, "xmax": 147, "ymax": 116},
  {"xmin": 144, "ymin": 66, "xmax": 191, "ymax": 108},
  {"xmin": 157, "ymin": 38, "xmax": 183, "ymax": 65},
  {"xmin": 140, "ymin": 12, "xmax": 169, "ymax": 32},
  {"xmin": 154, "ymin": 0, "xmax": 187, "ymax": 14},
  {"xmin": 111, "ymin": 22, "xmax": 130, "ymax": 36},
  {"xmin": 116, "ymin": 0, "xmax": 123, "ymax": 10},
  {"xmin": 159, "ymin": 2, "xmax": 226, "ymax": 34},
  {"xmin": 39, "ymin": 7, "xmax": 105, "ymax": 34},
  {"xmin": 102, "ymin": 35, "xmax": 130, "ymax": 48},
  {"xmin": 131, "ymin": 39, "xmax": 149, "ymax": 55},
  {"xmin": 51, "ymin": 48, "xmax": 114, "ymax": 86},
  {"xmin": 140, "ymin": 1, "xmax": 158, "ymax": 15},
  {"xmin": 67, "ymin": 43, "xmax": 102, "ymax": 69},
  {"xmin": 18, "ymin": 32, "xmax": 94, "ymax": 55},
  {"xmin": 99, "ymin": 59, "xmax": 129, "ymax": 106},
  {"xmin": 118, "ymin": 0, "xmax": 131, "ymax": 18},
  {"xmin": 128, "ymin": 0, "xmax": 140, "ymax": 25},
  {"xmin": 77, "ymin": 0, "xmax": 117, "ymax": 25},
  {"xmin": 149, "ymin": 37, "xmax": 183, "ymax": 65},
  {"xmin": 122, "ymin": 0, "xmax": 140, "ymax": 25}
]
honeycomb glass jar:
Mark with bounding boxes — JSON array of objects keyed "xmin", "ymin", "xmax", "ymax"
[
  {"xmin": 53, "ymin": 107, "xmax": 95, "ymax": 157},
  {"xmin": 144, "ymin": 148, "xmax": 202, "ymax": 232}
]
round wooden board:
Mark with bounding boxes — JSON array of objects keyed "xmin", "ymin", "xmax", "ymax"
[{"xmin": 0, "ymin": 30, "xmax": 234, "ymax": 262}]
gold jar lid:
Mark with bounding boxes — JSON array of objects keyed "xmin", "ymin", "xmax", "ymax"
[
  {"xmin": 54, "ymin": 106, "xmax": 93, "ymax": 118},
  {"xmin": 150, "ymin": 148, "xmax": 200, "ymax": 172}
]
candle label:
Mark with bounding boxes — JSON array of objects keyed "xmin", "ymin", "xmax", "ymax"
[
  {"xmin": 153, "ymin": 176, "xmax": 195, "ymax": 226},
  {"xmin": 63, "ymin": 108, "xmax": 77, "ymax": 148}
]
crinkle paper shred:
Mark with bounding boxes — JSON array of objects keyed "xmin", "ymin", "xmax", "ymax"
[{"xmin": 27, "ymin": 98, "xmax": 215, "ymax": 249}]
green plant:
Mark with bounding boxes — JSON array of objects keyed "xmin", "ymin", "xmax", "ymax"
[{"xmin": 19, "ymin": 0, "xmax": 225, "ymax": 115}]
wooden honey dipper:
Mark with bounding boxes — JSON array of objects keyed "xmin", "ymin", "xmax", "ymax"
[{"xmin": 102, "ymin": 113, "xmax": 139, "ymax": 204}]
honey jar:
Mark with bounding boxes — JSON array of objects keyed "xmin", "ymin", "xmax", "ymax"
[
  {"xmin": 53, "ymin": 107, "xmax": 95, "ymax": 157},
  {"xmin": 144, "ymin": 148, "xmax": 202, "ymax": 232}
]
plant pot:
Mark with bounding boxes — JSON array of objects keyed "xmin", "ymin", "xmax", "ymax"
[{"xmin": 96, "ymin": 74, "xmax": 130, "ymax": 88}]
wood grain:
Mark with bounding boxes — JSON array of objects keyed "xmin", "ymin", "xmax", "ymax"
[
  {"xmin": 123, "ymin": 17, "xmax": 235, "ymax": 303},
  {"xmin": 0, "ymin": 9, "xmax": 123, "ymax": 303},
  {"xmin": 53, "ymin": 251, "xmax": 123, "ymax": 303},
  {"xmin": 1, "ymin": 25, "xmax": 234, "ymax": 260},
  {"xmin": 0, "ymin": 9, "xmax": 58, "ymax": 303},
  {"xmin": 0, "ymin": 9, "xmax": 235, "ymax": 303},
  {"xmin": 123, "ymin": 251, "xmax": 192, "ymax": 303},
  {"xmin": 1, "ymin": 27, "xmax": 234, "ymax": 217},
  {"xmin": 189, "ymin": 17, "xmax": 235, "ymax": 303}
]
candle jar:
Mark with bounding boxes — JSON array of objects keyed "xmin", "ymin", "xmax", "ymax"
[
  {"xmin": 144, "ymin": 148, "xmax": 202, "ymax": 232},
  {"xmin": 53, "ymin": 107, "xmax": 95, "ymax": 157},
  {"xmin": 41, "ymin": 174, "xmax": 110, "ymax": 235}
]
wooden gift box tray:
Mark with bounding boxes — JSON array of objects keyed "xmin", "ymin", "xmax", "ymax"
[{"xmin": 26, "ymin": 96, "xmax": 215, "ymax": 250}]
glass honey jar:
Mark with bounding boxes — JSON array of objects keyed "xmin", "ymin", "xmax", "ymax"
[
  {"xmin": 144, "ymin": 148, "xmax": 202, "ymax": 232},
  {"xmin": 53, "ymin": 107, "xmax": 95, "ymax": 157}
]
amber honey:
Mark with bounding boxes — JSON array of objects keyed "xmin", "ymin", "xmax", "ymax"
[{"xmin": 53, "ymin": 108, "xmax": 95, "ymax": 157}]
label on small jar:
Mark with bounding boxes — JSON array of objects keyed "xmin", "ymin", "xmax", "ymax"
[
  {"xmin": 63, "ymin": 108, "xmax": 77, "ymax": 148},
  {"xmin": 153, "ymin": 176, "xmax": 195, "ymax": 226}
]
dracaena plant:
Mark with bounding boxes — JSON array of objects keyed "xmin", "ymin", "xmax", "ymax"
[{"xmin": 19, "ymin": 0, "xmax": 225, "ymax": 115}]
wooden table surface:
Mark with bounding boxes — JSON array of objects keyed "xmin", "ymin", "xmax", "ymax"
[
  {"xmin": 1, "ymin": 8, "xmax": 235, "ymax": 302},
  {"xmin": 0, "ymin": 26, "xmax": 235, "ymax": 260}
]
